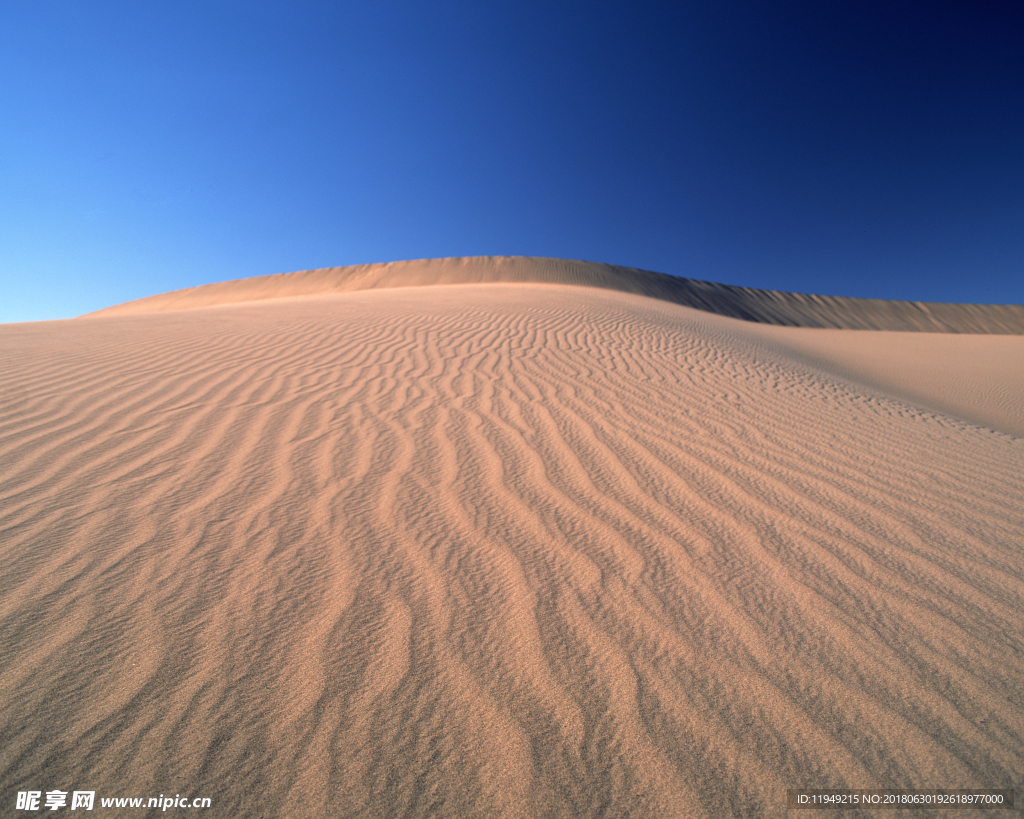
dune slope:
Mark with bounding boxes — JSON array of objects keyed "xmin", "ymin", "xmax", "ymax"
[
  {"xmin": 83, "ymin": 256, "xmax": 1024, "ymax": 334},
  {"xmin": 2, "ymin": 284, "xmax": 1023, "ymax": 818}
]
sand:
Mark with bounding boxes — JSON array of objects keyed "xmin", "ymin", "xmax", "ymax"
[
  {"xmin": 85, "ymin": 256, "xmax": 1024, "ymax": 334},
  {"xmin": 2, "ymin": 263, "xmax": 1023, "ymax": 817}
]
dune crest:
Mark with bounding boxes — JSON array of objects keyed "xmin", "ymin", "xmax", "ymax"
[
  {"xmin": 3, "ymin": 283, "xmax": 1022, "ymax": 817},
  {"xmin": 84, "ymin": 256, "xmax": 1024, "ymax": 334}
]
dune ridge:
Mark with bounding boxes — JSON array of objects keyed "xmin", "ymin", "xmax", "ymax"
[
  {"xmin": 3, "ymin": 282, "xmax": 1023, "ymax": 817},
  {"xmin": 83, "ymin": 256, "xmax": 1024, "ymax": 334}
]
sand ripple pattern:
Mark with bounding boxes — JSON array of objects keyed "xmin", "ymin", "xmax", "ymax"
[{"xmin": 1, "ymin": 285, "xmax": 1022, "ymax": 818}]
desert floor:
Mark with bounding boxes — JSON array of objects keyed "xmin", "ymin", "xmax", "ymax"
[{"xmin": 2, "ymin": 280, "xmax": 1022, "ymax": 817}]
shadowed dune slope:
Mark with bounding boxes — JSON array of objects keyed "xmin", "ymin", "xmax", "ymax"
[
  {"xmin": 83, "ymin": 256, "xmax": 1024, "ymax": 333},
  {"xmin": 3, "ymin": 284, "xmax": 1023, "ymax": 818}
]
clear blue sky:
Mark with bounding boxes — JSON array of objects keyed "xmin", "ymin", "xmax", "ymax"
[{"xmin": 2, "ymin": 0, "xmax": 1022, "ymax": 323}]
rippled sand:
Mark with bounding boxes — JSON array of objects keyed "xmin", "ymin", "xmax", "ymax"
[{"xmin": 2, "ymin": 279, "xmax": 1022, "ymax": 817}]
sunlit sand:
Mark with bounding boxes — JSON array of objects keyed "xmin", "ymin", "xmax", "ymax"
[{"xmin": 2, "ymin": 259, "xmax": 1022, "ymax": 817}]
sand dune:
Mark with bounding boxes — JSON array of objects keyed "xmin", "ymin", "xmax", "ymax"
[
  {"xmin": 2, "ymin": 276, "xmax": 1023, "ymax": 818},
  {"xmin": 84, "ymin": 256, "xmax": 1024, "ymax": 334}
]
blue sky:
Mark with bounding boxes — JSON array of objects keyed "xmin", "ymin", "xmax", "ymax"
[{"xmin": 2, "ymin": 0, "xmax": 1022, "ymax": 323}]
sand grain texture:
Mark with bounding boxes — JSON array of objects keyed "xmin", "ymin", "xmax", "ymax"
[{"xmin": 3, "ymin": 273, "xmax": 1023, "ymax": 817}]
